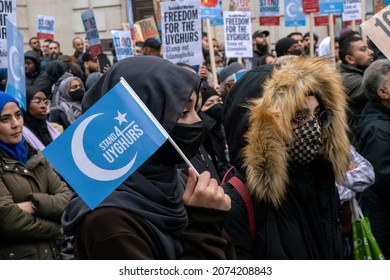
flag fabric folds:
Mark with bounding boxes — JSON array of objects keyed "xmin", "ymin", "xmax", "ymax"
[{"xmin": 43, "ymin": 79, "xmax": 168, "ymax": 209}]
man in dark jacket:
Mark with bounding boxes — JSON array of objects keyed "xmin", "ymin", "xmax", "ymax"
[
  {"xmin": 354, "ymin": 59, "xmax": 390, "ymax": 259},
  {"xmin": 248, "ymin": 30, "xmax": 270, "ymax": 69},
  {"xmin": 24, "ymin": 50, "xmax": 52, "ymax": 97},
  {"xmin": 338, "ymin": 36, "xmax": 374, "ymax": 134}
]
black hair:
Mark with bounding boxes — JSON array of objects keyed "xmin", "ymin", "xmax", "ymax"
[
  {"xmin": 339, "ymin": 36, "xmax": 362, "ymax": 64},
  {"xmin": 287, "ymin": 32, "xmax": 303, "ymax": 38}
]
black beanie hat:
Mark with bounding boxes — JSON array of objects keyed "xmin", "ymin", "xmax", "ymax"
[{"xmin": 275, "ymin": 37, "xmax": 297, "ymax": 57}]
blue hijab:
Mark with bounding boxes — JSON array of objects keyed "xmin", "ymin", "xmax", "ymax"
[{"xmin": 0, "ymin": 93, "xmax": 27, "ymax": 164}]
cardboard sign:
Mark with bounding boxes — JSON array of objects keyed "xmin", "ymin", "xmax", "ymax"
[
  {"xmin": 136, "ymin": 17, "xmax": 160, "ymax": 41},
  {"xmin": 229, "ymin": 0, "xmax": 251, "ymax": 11},
  {"xmin": 361, "ymin": 5, "xmax": 390, "ymax": 60}
]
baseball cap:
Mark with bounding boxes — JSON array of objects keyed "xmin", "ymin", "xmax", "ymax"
[{"xmin": 252, "ymin": 30, "xmax": 270, "ymax": 39}]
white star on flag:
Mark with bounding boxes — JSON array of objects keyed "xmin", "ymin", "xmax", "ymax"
[{"xmin": 114, "ymin": 111, "xmax": 128, "ymax": 125}]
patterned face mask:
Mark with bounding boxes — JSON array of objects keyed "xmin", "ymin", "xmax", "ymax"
[{"xmin": 287, "ymin": 119, "xmax": 322, "ymax": 165}]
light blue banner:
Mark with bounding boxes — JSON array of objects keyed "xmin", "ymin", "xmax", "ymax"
[
  {"xmin": 5, "ymin": 19, "xmax": 26, "ymax": 110},
  {"xmin": 201, "ymin": 2, "xmax": 222, "ymax": 19},
  {"xmin": 319, "ymin": 0, "xmax": 344, "ymax": 14},
  {"xmin": 126, "ymin": 0, "xmax": 134, "ymax": 29},
  {"xmin": 43, "ymin": 79, "xmax": 168, "ymax": 209},
  {"xmin": 284, "ymin": 0, "xmax": 306, "ymax": 27}
]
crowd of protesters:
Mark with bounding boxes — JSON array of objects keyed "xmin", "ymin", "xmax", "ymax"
[{"xmin": 0, "ymin": 26, "xmax": 388, "ymax": 260}]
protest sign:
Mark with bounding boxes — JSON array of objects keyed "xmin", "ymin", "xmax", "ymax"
[
  {"xmin": 229, "ymin": 0, "xmax": 251, "ymax": 11},
  {"xmin": 224, "ymin": 11, "xmax": 252, "ymax": 58},
  {"xmin": 319, "ymin": 0, "xmax": 344, "ymax": 14},
  {"xmin": 342, "ymin": 0, "xmax": 362, "ymax": 21},
  {"xmin": 161, "ymin": 0, "xmax": 202, "ymax": 65},
  {"xmin": 43, "ymin": 79, "xmax": 169, "ymax": 210},
  {"xmin": 0, "ymin": 0, "xmax": 16, "ymax": 69},
  {"xmin": 136, "ymin": 17, "xmax": 160, "ymax": 41},
  {"xmin": 360, "ymin": 5, "xmax": 390, "ymax": 60},
  {"xmin": 259, "ymin": 0, "xmax": 280, "ymax": 25},
  {"xmin": 81, "ymin": 9, "xmax": 103, "ymax": 61},
  {"xmin": 37, "ymin": 15, "xmax": 55, "ymax": 40},
  {"xmin": 111, "ymin": 30, "xmax": 134, "ymax": 60},
  {"xmin": 302, "ymin": 0, "xmax": 319, "ymax": 13},
  {"xmin": 201, "ymin": 0, "xmax": 222, "ymax": 18}
]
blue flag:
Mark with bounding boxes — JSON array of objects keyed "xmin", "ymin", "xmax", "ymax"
[
  {"xmin": 6, "ymin": 19, "xmax": 26, "ymax": 109},
  {"xmin": 284, "ymin": 0, "xmax": 306, "ymax": 27},
  {"xmin": 43, "ymin": 79, "xmax": 169, "ymax": 209}
]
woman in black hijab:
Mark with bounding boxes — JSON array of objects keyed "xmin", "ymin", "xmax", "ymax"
[
  {"xmin": 23, "ymin": 86, "xmax": 60, "ymax": 150},
  {"xmin": 62, "ymin": 56, "xmax": 235, "ymax": 260}
]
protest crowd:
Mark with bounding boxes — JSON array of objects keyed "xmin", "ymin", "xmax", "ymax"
[{"xmin": 0, "ymin": 5, "xmax": 389, "ymax": 262}]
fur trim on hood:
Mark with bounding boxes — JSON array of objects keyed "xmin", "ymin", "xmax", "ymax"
[{"xmin": 242, "ymin": 57, "xmax": 350, "ymax": 208}]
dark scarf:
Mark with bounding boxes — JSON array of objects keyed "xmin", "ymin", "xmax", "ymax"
[
  {"xmin": 223, "ymin": 64, "xmax": 275, "ymax": 171},
  {"xmin": 288, "ymin": 158, "xmax": 330, "ymax": 259},
  {"xmin": 25, "ymin": 86, "xmax": 53, "ymax": 146},
  {"xmin": 62, "ymin": 162, "xmax": 187, "ymax": 259},
  {"xmin": 63, "ymin": 56, "xmax": 202, "ymax": 259},
  {"xmin": 24, "ymin": 113, "xmax": 53, "ymax": 146}
]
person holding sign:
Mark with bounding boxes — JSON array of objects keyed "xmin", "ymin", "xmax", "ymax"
[
  {"xmin": 61, "ymin": 56, "xmax": 235, "ymax": 260},
  {"xmin": 0, "ymin": 93, "xmax": 72, "ymax": 259}
]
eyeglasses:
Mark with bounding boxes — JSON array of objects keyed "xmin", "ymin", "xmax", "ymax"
[
  {"xmin": 30, "ymin": 99, "xmax": 51, "ymax": 106},
  {"xmin": 293, "ymin": 110, "xmax": 332, "ymax": 129}
]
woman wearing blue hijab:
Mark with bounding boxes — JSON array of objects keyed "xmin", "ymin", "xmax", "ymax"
[{"xmin": 0, "ymin": 93, "xmax": 72, "ymax": 259}]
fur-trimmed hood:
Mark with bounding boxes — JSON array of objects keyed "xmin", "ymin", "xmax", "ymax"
[{"xmin": 242, "ymin": 57, "xmax": 350, "ymax": 208}]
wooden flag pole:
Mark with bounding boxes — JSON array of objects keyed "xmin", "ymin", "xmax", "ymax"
[
  {"xmin": 352, "ymin": 20, "xmax": 356, "ymax": 31},
  {"xmin": 206, "ymin": 18, "xmax": 219, "ymax": 88},
  {"xmin": 310, "ymin": 13, "xmax": 314, "ymax": 56},
  {"xmin": 361, "ymin": 0, "xmax": 366, "ymax": 42},
  {"xmin": 329, "ymin": 14, "xmax": 336, "ymax": 68}
]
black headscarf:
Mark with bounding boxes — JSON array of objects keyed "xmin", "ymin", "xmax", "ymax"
[
  {"xmin": 24, "ymin": 86, "xmax": 53, "ymax": 146},
  {"xmin": 62, "ymin": 56, "xmax": 202, "ymax": 259},
  {"xmin": 223, "ymin": 64, "xmax": 274, "ymax": 171}
]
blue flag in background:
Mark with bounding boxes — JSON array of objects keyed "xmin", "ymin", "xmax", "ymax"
[
  {"xmin": 284, "ymin": 0, "xmax": 306, "ymax": 27},
  {"xmin": 43, "ymin": 79, "xmax": 169, "ymax": 209},
  {"xmin": 6, "ymin": 19, "xmax": 26, "ymax": 109}
]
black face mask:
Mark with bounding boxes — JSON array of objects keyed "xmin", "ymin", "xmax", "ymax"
[
  {"xmin": 287, "ymin": 49, "xmax": 303, "ymax": 56},
  {"xmin": 70, "ymin": 89, "xmax": 85, "ymax": 101},
  {"xmin": 204, "ymin": 103, "xmax": 223, "ymax": 124},
  {"xmin": 158, "ymin": 121, "xmax": 207, "ymax": 166}
]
